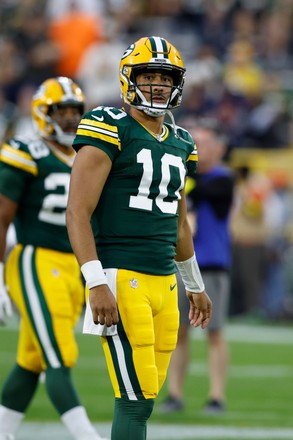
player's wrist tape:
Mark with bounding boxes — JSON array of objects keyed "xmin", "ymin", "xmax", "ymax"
[
  {"xmin": 80, "ymin": 260, "xmax": 107, "ymax": 289},
  {"xmin": 175, "ymin": 254, "xmax": 205, "ymax": 293}
]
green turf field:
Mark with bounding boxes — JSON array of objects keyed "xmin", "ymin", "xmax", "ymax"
[{"xmin": 1, "ymin": 318, "xmax": 293, "ymax": 439}]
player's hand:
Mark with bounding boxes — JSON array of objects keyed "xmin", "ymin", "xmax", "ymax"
[
  {"xmin": 0, "ymin": 262, "xmax": 13, "ymax": 323},
  {"xmin": 186, "ymin": 290, "xmax": 212, "ymax": 329},
  {"xmin": 89, "ymin": 284, "xmax": 119, "ymax": 327}
]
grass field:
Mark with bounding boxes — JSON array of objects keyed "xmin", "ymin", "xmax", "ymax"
[{"xmin": 1, "ymin": 317, "xmax": 293, "ymax": 439}]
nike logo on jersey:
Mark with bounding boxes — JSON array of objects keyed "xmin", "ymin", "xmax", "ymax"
[
  {"xmin": 170, "ymin": 283, "xmax": 177, "ymax": 291},
  {"xmin": 92, "ymin": 115, "xmax": 104, "ymax": 122}
]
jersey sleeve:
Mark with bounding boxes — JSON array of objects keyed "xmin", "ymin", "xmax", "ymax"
[
  {"xmin": 73, "ymin": 106, "xmax": 124, "ymax": 161},
  {"xmin": 0, "ymin": 138, "xmax": 36, "ymax": 201},
  {"xmin": 186, "ymin": 141, "xmax": 198, "ymax": 177}
]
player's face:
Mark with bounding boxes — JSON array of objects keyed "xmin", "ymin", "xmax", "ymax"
[
  {"xmin": 136, "ymin": 71, "xmax": 174, "ymax": 105},
  {"xmin": 50, "ymin": 105, "xmax": 82, "ymax": 134}
]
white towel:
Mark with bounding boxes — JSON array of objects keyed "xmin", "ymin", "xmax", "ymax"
[{"xmin": 82, "ymin": 268, "xmax": 118, "ymax": 336}]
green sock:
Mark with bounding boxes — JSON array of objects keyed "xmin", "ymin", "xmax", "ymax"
[
  {"xmin": 45, "ymin": 366, "xmax": 81, "ymax": 415},
  {"xmin": 111, "ymin": 397, "xmax": 154, "ymax": 440},
  {"xmin": 1, "ymin": 364, "xmax": 39, "ymax": 412}
]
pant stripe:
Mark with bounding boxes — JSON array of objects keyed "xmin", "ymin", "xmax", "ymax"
[
  {"xmin": 106, "ymin": 312, "xmax": 144, "ymax": 400},
  {"xmin": 112, "ymin": 335, "xmax": 137, "ymax": 400},
  {"xmin": 20, "ymin": 245, "xmax": 62, "ymax": 368}
]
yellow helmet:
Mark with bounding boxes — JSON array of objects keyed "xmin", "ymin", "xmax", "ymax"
[
  {"xmin": 32, "ymin": 76, "xmax": 85, "ymax": 146},
  {"xmin": 119, "ymin": 36, "xmax": 186, "ymax": 117}
]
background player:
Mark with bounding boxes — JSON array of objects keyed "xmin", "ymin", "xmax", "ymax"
[{"xmin": 0, "ymin": 77, "xmax": 106, "ymax": 440}]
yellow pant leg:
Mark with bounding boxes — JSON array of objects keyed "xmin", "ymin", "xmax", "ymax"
[
  {"xmin": 5, "ymin": 245, "xmax": 84, "ymax": 372},
  {"xmin": 101, "ymin": 270, "xmax": 179, "ymax": 399}
]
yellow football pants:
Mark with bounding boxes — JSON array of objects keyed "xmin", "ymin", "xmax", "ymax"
[
  {"xmin": 5, "ymin": 244, "xmax": 84, "ymax": 373},
  {"xmin": 101, "ymin": 269, "xmax": 179, "ymax": 400}
]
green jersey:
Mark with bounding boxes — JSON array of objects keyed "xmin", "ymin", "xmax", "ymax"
[
  {"xmin": 0, "ymin": 135, "xmax": 74, "ymax": 252},
  {"xmin": 74, "ymin": 106, "xmax": 198, "ymax": 274}
]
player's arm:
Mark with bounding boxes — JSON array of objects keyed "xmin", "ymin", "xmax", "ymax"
[
  {"xmin": 0, "ymin": 194, "xmax": 17, "ymax": 262},
  {"xmin": 176, "ymin": 188, "xmax": 195, "ymax": 262},
  {"xmin": 176, "ymin": 188, "xmax": 212, "ymax": 329},
  {"xmin": 66, "ymin": 146, "xmax": 119, "ymax": 327},
  {"xmin": 0, "ymin": 194, "xmax": 18, "ymax": 321}
]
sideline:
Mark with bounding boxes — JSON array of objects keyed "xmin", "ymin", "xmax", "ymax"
[{"xmin": 15, "ymin": 422, "xmax": 293, "ymax": 440}]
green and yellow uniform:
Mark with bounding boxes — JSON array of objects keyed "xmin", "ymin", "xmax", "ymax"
[
  {"xmin": 74, "ymin": 106, "xmax": 197, "ymax": 274},
  {"xmin": 0, "ymin": 136, "xmax": 83, "ymax": 372},
  {"xmin": 74, "ymin": 106, "xmax": 198, "ymax": 400}
]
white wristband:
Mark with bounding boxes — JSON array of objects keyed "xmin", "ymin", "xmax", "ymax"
[
  {"xmin": 80, "ymin": 260, "xmax": 107, "ymax": 289},
  {"xmin": 175, "ymin": 254, "xmax": 205, "ymax": 293}
]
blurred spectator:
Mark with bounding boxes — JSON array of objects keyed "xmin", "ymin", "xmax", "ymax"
[
  {"xmin": 176, "ymin": 81, "xmax": 217, "ymax": 124},
  {"xmin": 261, "ymin": 172, "xmax": 293, "ymax": 319},
  {"xmin": 230, "ymin": 168, "xmax": 284, "ymax": 316},
  {"xmin": 236, "ymin": 91, "xmax": 289, "ymax": 148},
  {"xmin": 0, "ymin": 2, "xmax": 58, "ymax": 102},
  {"xmin": 0, "ymin": 89, "xmax": 18, "ymax": 142},
  {"xmin": 13, "ymin": 6, "xmax": 59, "ymax": 86},
  {"xmin": 46, "ymin": 0, "xmax": 104, "ymax": 20},
  {"xmin": 136, "ymin": 0, "xmax": 200, "ymax": 60},
  {"xmin": 76, "ymin": 32, "xmax": 125, "ymax": 108},
  {"xmin": 185, "ymin": 45, "xmax": 222, "ymax": 90},
  {"xmin": 258, "ymin": 9, "xmax": 293, "ymax": 72},
  {"xmin": 13, "ymin": 84, "xmax": 35, "ymax": 137},
  {"xmin": 47, "ymin": 0, "xmax": 104, "ymax": 78},
  {"xmin": 0, "ymin": 36, "xmax": 25, "ymax": 103},
  {"xmin": 191, "ymin": 0, "xmax": 233, "ymax": 60},
  {"xmin": 223, "ymin": 39, "xmax": 264, "ymax": 99}
]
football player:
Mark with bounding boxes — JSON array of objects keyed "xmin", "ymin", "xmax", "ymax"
[
  {"xmin": 66, "ymin": 37, "xmax": 212, "ymax": 440},
  {"xmin": 0, "ymin": 77, "xmax": 106, "ymax": 440}
]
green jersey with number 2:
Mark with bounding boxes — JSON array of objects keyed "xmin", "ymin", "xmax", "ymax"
[
  {"xmin": 74, "ymin": 106, "xmax": 198, "ymax": 274},
  {"xmin": 0, "ymin": 136, "xmax": 74, "ymax": 252}
]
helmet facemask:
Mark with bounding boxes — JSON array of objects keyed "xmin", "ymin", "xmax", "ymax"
[
  {"xmin": 131, "ymin": 65, "xmax": 183, "ymax": 117},
  {"xmin": 46, "ymin": 103, "xmax": 84, "ymax": 147}
]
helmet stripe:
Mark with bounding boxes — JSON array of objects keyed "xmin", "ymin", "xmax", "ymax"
[
  {"xmin": 149, "ymin": 36, "xmax": 168, "ymax": 59},
  {"xmin": 57, "ymin": 77, "xmax": 76, "ymax": 101}
]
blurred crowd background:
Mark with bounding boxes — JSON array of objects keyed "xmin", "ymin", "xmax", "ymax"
[{"xmin": 1, "ymin": 0, "xmax": 293, "ymax": 321}]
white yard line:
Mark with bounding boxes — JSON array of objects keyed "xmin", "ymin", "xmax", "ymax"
[{"xmin": 16, "ymin": 422, "xmax": 293, "ymax": 440}]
